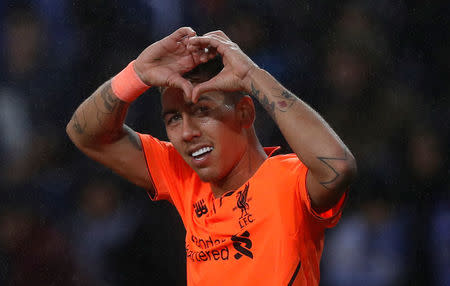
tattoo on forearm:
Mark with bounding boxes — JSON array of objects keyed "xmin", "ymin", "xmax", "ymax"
[
  {"xmin": 70, "ymin": 81, "xmax": 128, "ymax": 139},
  {"xmin": 250, "ymin": 82, "xmax": 260, "ymax": 98},
  {"xmin": 100, "ymin": 83, "xmax": 120, "ymax": 113},
  {"xmin": 250, "ymin": 83, "xmax": 296, "ymax": 118},
  {"xmin": 93, "ymin": 82, "xmax": 128, "ymax": 130},
  {"xmin": 251, "ymin": 83, "xmax": 275, "ymax": 117},
  {"xmin": 274, "ymin": 90, "xmax": 295, "ymax": 112},
  {"xmin": 317, "ymin": 152, "xmax": 348, "ymax": 190}
]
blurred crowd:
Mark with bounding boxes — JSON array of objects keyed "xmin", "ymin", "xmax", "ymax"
[{"xmin": 0, "ymin": 0, "xmax": 448, "ymax": 285}]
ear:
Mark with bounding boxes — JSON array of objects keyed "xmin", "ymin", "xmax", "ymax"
[{"xmin": 236, "ymin": 95, "xmax": 255, "ymax": 129}]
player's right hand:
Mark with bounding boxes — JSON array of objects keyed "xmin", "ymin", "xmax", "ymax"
[{"xmin": 134, "ymin": 27, "xmax": 214, "ymax": 99}]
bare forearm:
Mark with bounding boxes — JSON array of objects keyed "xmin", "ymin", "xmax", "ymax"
[
  {"xmin": 245, "ymin": 68, "xmax": 356, "ymax": 191},
  {"xmin": 67, "ymin": 80, "xmax": 130, "ymax": 149}
]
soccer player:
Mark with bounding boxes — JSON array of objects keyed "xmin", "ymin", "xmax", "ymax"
[{"xmin": 67, "ymin": 27, "xmax": 357, "ymax": 285}]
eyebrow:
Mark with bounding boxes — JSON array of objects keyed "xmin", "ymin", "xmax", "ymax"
[{"xmin": 196, "ymin": 95, "xmax": 212, "ymax": 102}]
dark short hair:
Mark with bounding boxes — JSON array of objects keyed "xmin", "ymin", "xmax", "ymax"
[
  {"xmin": 158, "ymin": 55, "xmax": 223, "ymax": 95},
  {"xmin": 183, "ymin": 55, "xmax": 224, "ymax": 83}
]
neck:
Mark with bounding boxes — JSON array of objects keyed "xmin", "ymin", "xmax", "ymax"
[{"xmin": 210, "ymin": 134, "xmax": 267, "ymax": 198}]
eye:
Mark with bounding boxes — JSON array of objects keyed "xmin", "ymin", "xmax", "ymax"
[
  {"xmin": 194, "ymin": 105, "xmax": 210, "ymax": 115},
  {"xmin": 166, "ymin": 113, "xmax": 182, "ymax": 125}
]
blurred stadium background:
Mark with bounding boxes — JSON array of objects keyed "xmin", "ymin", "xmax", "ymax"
[{"xmin": 0, "ymin": 0, "xmax": 448, "ymax": 285}]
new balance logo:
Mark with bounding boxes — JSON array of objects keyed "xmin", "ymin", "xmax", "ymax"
[
  {"xmin": 193, "ymin": 199, "xmax": 208, "ymax": 218},
  {"xmin": 231, "ymin": 231, "xmax": 253, "ymax": 260}
]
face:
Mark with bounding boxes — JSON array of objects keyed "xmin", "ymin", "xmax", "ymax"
[{"xmin": 161, "ymin": 88, "xmax": 248, "ymax": 183}]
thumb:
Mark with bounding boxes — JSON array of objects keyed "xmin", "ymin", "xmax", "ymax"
[
  {"xmin": 192, "ymin": 76, "xmax": 221, "ymax": 103},
  {"xmin": 167, "ymin": 73, "xmax": 194, "ymax": 101}
]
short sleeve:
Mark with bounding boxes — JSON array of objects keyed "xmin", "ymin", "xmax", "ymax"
[
  {"xmin": 296, "ymin": 160, "xmax": 347, "ymax": 228},
  {"xmin": 138, "ymin": 133, "xmax": 192, "ymax": 202}
]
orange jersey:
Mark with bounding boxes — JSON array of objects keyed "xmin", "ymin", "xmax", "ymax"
[{"xmin": 138, "ymin": 134, "xmax": 347, "ymax": 286}]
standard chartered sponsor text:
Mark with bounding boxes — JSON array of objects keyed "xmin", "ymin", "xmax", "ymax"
[{"xmin": 187, "ymin": 235, "xmax": 230, "ymax": 262}]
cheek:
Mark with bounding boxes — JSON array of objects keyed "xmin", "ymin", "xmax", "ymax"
[
  {"xmin": 204, "ymin": 122, "xmax": 241, "ymax": 145},
  {"xmin": 166, "ymin": 128, "xmax": 182, "ymax": 148},
  {"xmin": 200, "ymin": 111, "xmax": 241, "ymax": 135},
  {"xmin": 215, "ymin": 123, "xmax": 247, "ymax": 158},
  {"xmin": 220, "ymin": 121, "xmax": 243, "ymax": 140}
]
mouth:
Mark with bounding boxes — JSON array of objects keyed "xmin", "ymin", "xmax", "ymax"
[{"xmin": 189, "ymin": 146, "xmax": 214, "ymax": 163}]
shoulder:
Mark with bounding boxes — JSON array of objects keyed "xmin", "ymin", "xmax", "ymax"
[
  {"xmin": 256, "ymin": 153, "xmax": 307, "ymax": 185},
  {"xmin": 138, "ymin": 133, "xmax": 195, "ymax": 189},
  {"xmin": 266, "ymin": 153, "xmax": 306, "ymax": 170},
  {"xmin": 138, "ymin": 133, "xmax": 183, "ymax": 163},
  {"xmin": 138, "ymin": 133, "xmax": 174, "ymax": 150}
]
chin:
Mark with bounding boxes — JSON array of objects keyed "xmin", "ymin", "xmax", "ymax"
[
  {"xmin": 195, "ymin": 168, "xmax": 221, "ymax": 183},
  {"xmin": 196, "ymin": 171, "xmax": 215, "ymax": 182}
]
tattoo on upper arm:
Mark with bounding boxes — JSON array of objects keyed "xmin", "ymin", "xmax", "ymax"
[
  {"xmin": 317, "ymin": 152, "xmax": 348, "ymax": 190},
  {"xmin": 250, "ymin": 83, "xmax": 296, "ymax": 118}
]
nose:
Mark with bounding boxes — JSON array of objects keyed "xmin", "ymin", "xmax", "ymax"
[{"xmin": 182, "ymin": 115, "xmax": 201, "ymax": 142}]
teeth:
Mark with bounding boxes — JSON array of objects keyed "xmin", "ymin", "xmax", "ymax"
[{"xmin": 192, "ymin": 147, "xmax": 213, "ymax": 157}]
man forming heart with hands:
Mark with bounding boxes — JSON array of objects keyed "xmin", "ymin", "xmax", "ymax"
[{"xmin": 68, "ymin": 27, "xmax": 357, "ymax": 286}]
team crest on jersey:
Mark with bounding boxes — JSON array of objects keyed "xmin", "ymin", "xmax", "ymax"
[
  {"xmin": 237, "ymin": 184, "xmax": 250, "ymax": 218},
  {"xmin": 193, "ymin": 199, "xmax": 208, "ymax": 218},
  {"xmin": 234, "ymin": 184, "xmax": 254, "ymax": 229}
]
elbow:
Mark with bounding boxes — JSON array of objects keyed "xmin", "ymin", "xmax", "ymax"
[
  {"xmin": 66, "ymin": 121, "xmax": 75, "ymax": 143},
  {"xmin": 319, "ymin": 151, "xmax": 357, "ymax": 192},
  {"xmin": 337, "ymin": 152, "xmax": 357, "ymax": 190},
  {"xmin": 66, "ymin": 121, "xmax": 80, "ymax": 146},
  {"xmin": 66, "ymin": 122, "xmax": 72, "ymax": 136},
  {"xmin": 66, "ymin": 119, "xmax": 89, "ymax": 150},
  {"xmin": 346, "ymin": 154, "xmax": 358, "ymax": 182}
]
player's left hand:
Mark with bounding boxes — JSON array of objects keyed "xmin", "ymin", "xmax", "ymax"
[{"xmin": 187, "ymin": 31, "xmax": 259, "ymax": 102}]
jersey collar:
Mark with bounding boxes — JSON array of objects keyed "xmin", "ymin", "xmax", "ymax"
[{"xmin": 263, "ymin": 146, "xmax": 281, "ymax": 157}]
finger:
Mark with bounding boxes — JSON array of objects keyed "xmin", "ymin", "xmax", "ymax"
[
  {"xmin": 167, "ymin": 73, "xmax": 194, "ymax": 101},
  {"xmin": 187, "ymin": 35, "xmax": 220, "ymax": 51},
  {"xmin": 203, "ymin": 46, "xmax": 218, "ymax": 57},
  {"xmin": 203, "ymin": 30, "xmax": 230, "ymax": 40},
  {"xmin": 187, "ymin": 49, "xmax": 208, "ymax": 66},
  {"xmin": 200, "ymin": 53, "xmax": 208, "ymax": 63},
  {"xmin": 187, "ymin": 45, "xmax": 217, "ymax": 66},
  {"xmin": 188, "ymin": 36, "xmax": 227, "ymax": 54},
  {"xmin": 206, "ymin": 34, "xmax": 236, "ymax": 45},
  {"xmin": 189, "ymin": 35, "xmax": 228, "ymax": 47},
  {"xmin": 192, "ymin": 77, "xmax": 221, "ymax": 103},
  {"xmin": 186, "ymin": 39, "xmax": 210, "ymax": 52},
  {"xmin": 187, "ymin": 43, "xmax": 211, "ymax": 54},
  {"xmin": 206, "ymin": 48, "xmax": 218, "ymax": 60},
  {"xmin": 171, "ymin": 27, "xmax": 196, "ymax": 41},
  {"xmin": 200, "ymin": 49, "xmax": 218, "ymax": 62},
  {"xmin": 181, "ymin": 33, "xmax": 194, "ymax": 46}
]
